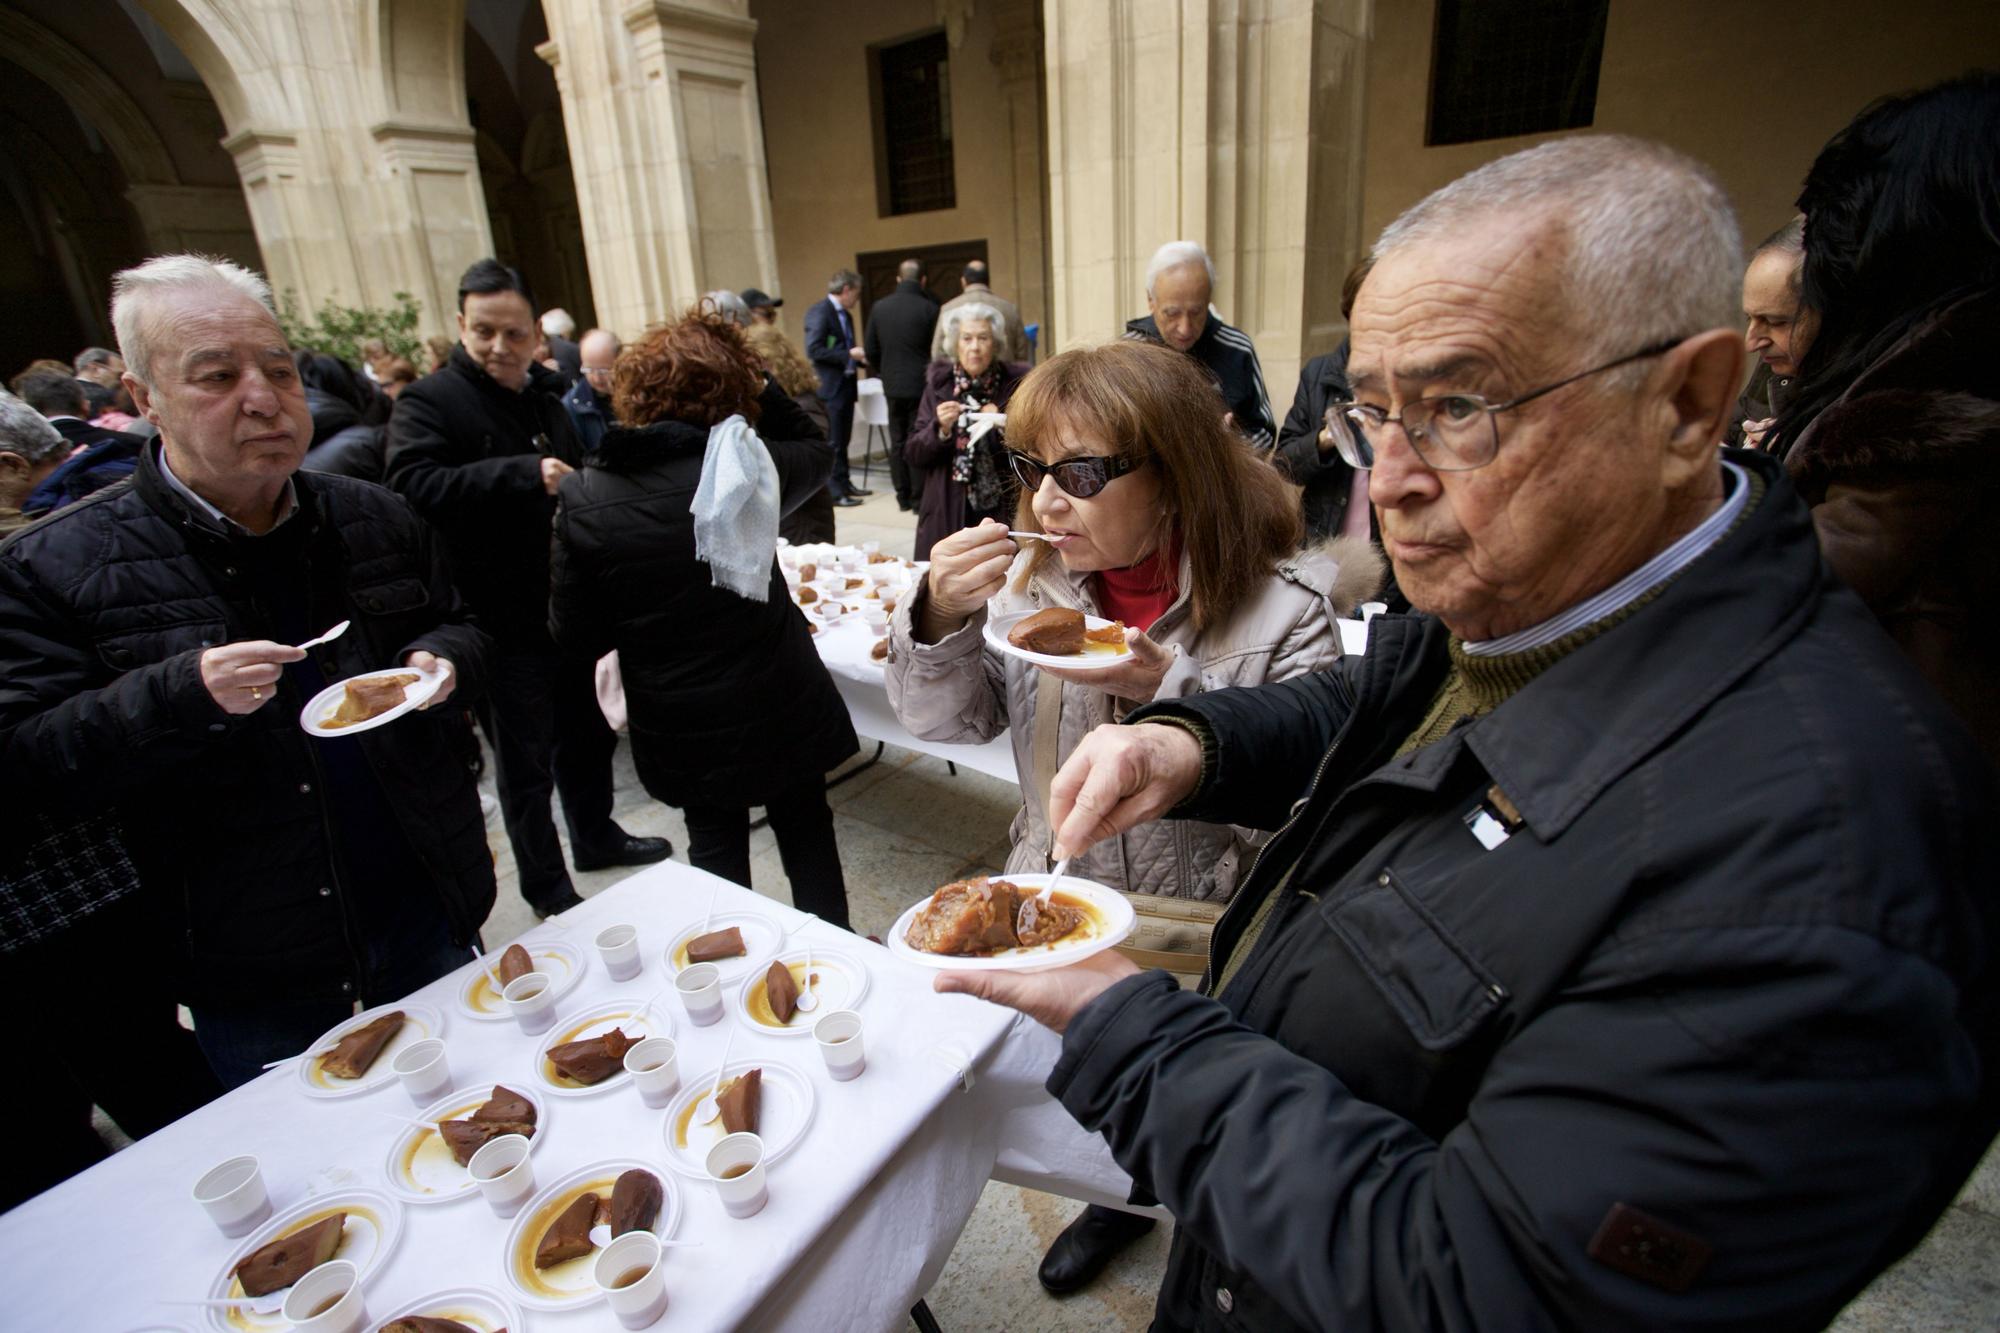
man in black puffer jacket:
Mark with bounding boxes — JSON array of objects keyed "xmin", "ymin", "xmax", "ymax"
[
  {"xmin": 387, "ymin": 260, "xmax": 669, "ymax": 918},
  {"xmin": 0, "ymin": 255, "xmax": 498, "ymax": 1087}
]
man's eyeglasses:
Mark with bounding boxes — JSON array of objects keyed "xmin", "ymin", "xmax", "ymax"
[
  {"xmin": 1007, "ymin": 451, "xmax": 1147, "ymax": 500},
  {"xmin": 1331, "ymin": 337, "xmax": 1686, "ymax": 472}
]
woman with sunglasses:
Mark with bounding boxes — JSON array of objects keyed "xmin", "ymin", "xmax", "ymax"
[
  {"xmin": 884, "ymin": 339, "xmax": 1381, "ymax": 1295},
  {"xmin": 905, "ymin": 302, "xmax": 1027, "ymax": 561}
]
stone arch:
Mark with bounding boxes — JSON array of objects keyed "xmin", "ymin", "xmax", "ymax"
[
  {"xmin": 0, "ymin": 8, "xmax": 179, "ymax": 188},
  {"xmin": 363, "ymin": 0, "xmax": 470, "ymax": 128},
  {"xmin": 127, "ymin": 0, "xmax": 289, "ymax": 138}
]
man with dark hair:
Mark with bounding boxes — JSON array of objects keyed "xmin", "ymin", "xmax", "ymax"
[
  {"xmin": 741, "ymin": 288, "xmax": 782, "ymax": 326},
  {"xmin": 931, "ymin": 260, "xmax": 1031, "ymax": 363},
  {"xmin": 1731, "ymin": 217, "xmax": 1813, "ymax": 449},
  {"xmin": 15, "ymin": 370, "xmax": 144, "ymax": 516},
  {"xmin": 803, "ymin": 268, "xmax": 869, "ymax": 507},
  {"xmin": 863, "ymin": 258, "xmax": 937, "ymax": 512},
  {"xmin": 73, "ymin": 347, "xmax": 125, "ymax": 388},
  {"xmin": 387, "ymin": 259, "xmax": 668, "ymax": 919}
]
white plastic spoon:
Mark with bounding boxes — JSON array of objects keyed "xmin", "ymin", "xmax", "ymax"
[
  {"xmin": 161, "ymin": 1290, "xmax": 289, "ymax": 1314},
  {"xmin": 1006, "ymin": 530, "xmax": 1053, "ymax": 542},
  {"xmin": 698, "ymin": 882, "xmax": 721, "ymax": 936},
  {"xmin": 470, "ymin": 942, "xmax": 507, "ymax": 991},
  {"xmin": 796, "ymin": 935, "xmax": 819, "ymax": 1014},
  {"xmin": 695, "ymin": 1026, "xmax": 739, "ymax": 1125},
  {"xmin": 369, "ymin": 1110, "xmax": 445, "ymax": 1135},
  {"xmin": 587, "ymin": 1225, "xmax": 704, "ymax": 1247},
  {"xmin": 1038, "ymin": 855, "xmax": 1071, "ymax": 907},
  {"xmin": 261, "ymin": 1044, "xmax": 337, "ymax": 1072},
  {"xmin": 293, "ymin": 619, "xmax": 351, "ymax": 652}
]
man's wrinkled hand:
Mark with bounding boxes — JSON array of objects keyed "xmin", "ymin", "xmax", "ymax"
[
  {"xmin": 405, "ymin": 650, "xmax": 456, "ymax": 707},
  {"xmin": 933, "ymin": 949, "xmax": 1141, "ymax": 1035},
  {"xmin": 200, "ymin": 640, "xmax": 305, "ymax": 715},
  {"xmin": 1047, "ymin": 722, "xmax": 1203, "ymax": 861}
]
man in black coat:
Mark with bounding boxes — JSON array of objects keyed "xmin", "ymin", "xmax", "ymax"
[
  {"xmin": 0, "ymin": 255, "xmax": 500, "ymax": 1086},
  {"xmin": 15, "ymin": 369, "xmax": 144, "ymax": 514},
  {"xmin": 387, "ymin": 260, "xmax": 668, "ymax": 919},
  {"xmin": 802, "ymin": 268, "xmax": 869, "ymax": 506},
  {"xmin": 940, "ymin": 139, "xmax": 2000, "ymax": 1330},
  {"xmin": 863, "ymin": 258, "xmax": 938, "ymax": 512}
]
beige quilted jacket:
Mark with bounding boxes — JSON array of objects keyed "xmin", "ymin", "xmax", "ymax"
[{"xmin": 883, "ymin": 536, "xmax": 1382, "ymax": 902}]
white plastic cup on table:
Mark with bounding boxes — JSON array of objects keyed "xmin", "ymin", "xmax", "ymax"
[
  {"xmin": 705, "ymin": 1132, "xmax": 768, "ymax": 1218},
  {"xmin": 812, "ymin": 1009, "xmax": 866, "ymax": 1081},
  {"xmin": 468, "ymin": 1133, "xmax": 536, "ymax": 1218},
  {"xmin": 593, "ymin": 1230, "xmax": 668, "ymax": 1328},
  {"xmin": 861, "ymin": 606, "xmax": 889, "ymax": 637},
  {"xmin": 192, "ymin": 1154, "xmax": 270, "ymax": 1237},
  {"xmin": 281, "ymin": 1259, "xmax": 366, "ymax": 1333},
  {"xmin": 624, "ymin": 1036, "xmax": 680, "ymax": 1108},
  {"xmin": 596, "ymin": 923, "xmax": 643, "ymax": 982},
  {"xmin": 391, "ymin": 1038, "xmax": 451, "ymax": 1106},
  {"xmin": 504, "ymin": 971, "xmax": 558, "ymax": 1035},
  {"xmin": 674, "ymin": 963, "xmax": 724, "ymax": 1027}
]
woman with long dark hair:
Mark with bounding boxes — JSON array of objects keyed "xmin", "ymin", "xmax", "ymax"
[{"xmin": 1772, "ymin": 70, "xmax": 2000, "ymax": 765}]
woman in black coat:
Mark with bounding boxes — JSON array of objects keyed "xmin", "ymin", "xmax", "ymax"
[
  {"xmin": 549, "ymin": 311, "xmax": 857, "ymax": 928},
  {"xmin": 905, "ymin": 302, "xmax": 1025, "ymax": 561}
]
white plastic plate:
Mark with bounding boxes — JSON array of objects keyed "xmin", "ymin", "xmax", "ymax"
[
  {"xmin": 294, "ymin": 1002, "xmax": 444, "ymax": 1099},
  {"xmin": 299, "ymin": 666, "xmax": 446, "ymax": 737},
  {"xmin": 659, "ymin": 1056, "xmax": 816, "ymax": 1178},
  {"xmin": 530, "ymin": 997, "xmax": 674, "ymax": 1098},
  {"xmin": 887, "ymin": 873, "xmax": 1136, "ymax": 972},
  {"xmin": 734, "ymin": 946, "xmax": 870, "ymax": 1036},
  {"xmin": 982, "ymin": 609, "xmax": 1133, "ymax": 670},
  {"xmin": 381, "ymin": 1082, "xmax": 549, "ymax": 1204},
  {"xmin": 502, "ymin": 1159, "xmax": 681, "ymax": 1312},
  {"xmin": 204, "ymin": 1188, "xmax": 403, "ymax": 1332},
  {"xmin": 456, "ymin": 939, "xmax": 587, "ymax": 1021}
]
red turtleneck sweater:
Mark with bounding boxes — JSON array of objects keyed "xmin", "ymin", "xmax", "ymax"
[{"xmin": 1093, "ymin": 540, "xmax": 1180, "ymax": 632}]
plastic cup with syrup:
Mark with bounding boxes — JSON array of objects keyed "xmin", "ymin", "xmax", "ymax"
[
  {"xmin": 674, "ymin": 962, "xmax": 724, "ymax": 1027},
  {"xmin": 624, "ymin": 1036, "xmax": 680, "ymax": 1109},
  {"xmin": 503, "ymin": 971, "xmax": 558, "ymax": 1035},
  {"xmin": 705, "ymin": 1132, "xmax": 767, "ymax": 1219},
  {"xmin": 593, "ymin": 1230, "xmax": 668, "ymax": 1328},
  {"xmin": 596, "ymin": 923, "xmax": 643, "ymax": 982},
  {"xmin": 467, "ymin": 1132, "xmax": 536, "ymax": 1219},
  {"xmin": 391, "ymin": 1038, "xmax": 451, "ymax": 1106},
  {"xmin": 191, "ymin": 1154, "xmax": 271, "ymax": 1238},
  {"xmin": 281, "ymin": 1259, "xmax": 366, "ymax": 1333},
  {"xmin": 812, "ymin": 1009, "xmax": 866, "ymax": 1081}
]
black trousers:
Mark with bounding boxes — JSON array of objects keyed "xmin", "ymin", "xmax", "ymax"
[
  {"xmin": 823, "ymin": 381, "xmax": 858, "ymax": 494},
  {"xmin": 885, "ymin": 394, "xmax": 920, "ymax": 505},
  {"xmin": 1, "ymin": 897, "xmax": 224, "ymax": 1209},
  {"xmin": 473, "ymin": 647, "xmax": 620, "ymax": 909},
  {"xmin": 682, "ymin": 777, "xmax": 852, "ymax": 932}
]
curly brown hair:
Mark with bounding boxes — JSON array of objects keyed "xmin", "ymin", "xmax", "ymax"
[{"xmin": 612, "ymin": 307, "xmax": 763, "ymax": 428}]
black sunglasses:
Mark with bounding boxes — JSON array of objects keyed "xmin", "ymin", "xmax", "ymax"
[{"xmin": 1006, "ymin": 450, "xmax": 1148, "ymax": 499}]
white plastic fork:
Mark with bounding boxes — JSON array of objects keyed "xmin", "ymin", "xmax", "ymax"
[{"xmin": 694, "ymin": 1026, "xmax": 739, "ymax": 1125}]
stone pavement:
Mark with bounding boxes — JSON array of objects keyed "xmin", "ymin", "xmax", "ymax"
[{"xmin": 466, "ymin": 483, "xmax": 1999, "ymax": 1332}]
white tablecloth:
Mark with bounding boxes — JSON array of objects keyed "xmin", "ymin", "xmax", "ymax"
[
  {"xmin": 814, "ymin": 617, "xmax": 1019, "ymax": 786},
  {"xmin": 0, "ymin": 864, "xmax": 1037, "ymax": 1332}
]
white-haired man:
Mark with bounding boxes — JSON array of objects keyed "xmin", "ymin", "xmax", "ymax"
[
  {"xmin": 941, "ymin": 138, "xmax": 1998, "ymax": 1330},
  {"xmin": 539, "ymin": 306, "xmax": 582, "ymax": 385},
  {"xmin": 1124, "ymin": 240, "xmax": 1274, "ymax": 446},
  {"xmin": 0, "ymin": 255, "xmax": 501, "ymax": 1088},
  {"xmin": 0, "ymin": 391, "xmax": 70, "ymax": 536},
  {"xmin": 562, "ymin": 328, "xmax": 622, "ymax": 455}
]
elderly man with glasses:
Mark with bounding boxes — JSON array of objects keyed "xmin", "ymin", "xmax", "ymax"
[
  {"xmin": 936, "ymin": 137, "xmax": 1999, "ymax": 1332},
  {"xmin": 562, "ymin": 328, "xmax": 622, "ymax": 455}
]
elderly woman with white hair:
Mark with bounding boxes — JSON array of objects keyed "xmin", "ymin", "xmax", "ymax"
[
  {"xmin": 905, "ymin": 301, "xmax": 1026, "ymax": 560},
  {"xmin": 0, "ymin": 392, "xmax": 69, "ymax": 537}
]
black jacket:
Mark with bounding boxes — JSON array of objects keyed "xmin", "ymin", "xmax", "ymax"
[
  {"xmin": 302, "ymin": 385, "xmax": 386, "ymax": 481},
  {"xmin": 1273, "ymin": 346, "xmax": 1365, "ymax": 541},
  {"xmin": 865, "ymin": 280, "xmax": 943, "ymax": 399},
  {"xmin": 23, "ymin": 423, "xmax": 142, "ymax": 515},
  {"xmin": 803, "ymin": 297, "xmax": 859, "ymax": 400},
  {"xmin": 549, "ymin": 390, "xmax": 856, "ymax": 809},
  {"xmin": 1124, "ymin": 313, "xmax": 1275, "ymax": 447},
  {"xmin": 0, "ymin": 444, "xmax": 497, "ymax": 1007},
  {"xmin": 1057, "ymin": 451, "xmax": 1999, "ymax": 1332},
  {"xmin": 385, "ymin": 345, "xmax": 583, "ymax": 645}
]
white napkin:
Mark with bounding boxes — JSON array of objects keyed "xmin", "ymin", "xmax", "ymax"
[{"xmin": 691, "ymin": 413, "xmax": 780, "ymax": 601}]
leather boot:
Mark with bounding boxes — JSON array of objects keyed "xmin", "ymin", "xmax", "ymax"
[{"xmin": 1037, "ymin": 1203, "xmax": 1156, "ymax": 1295}]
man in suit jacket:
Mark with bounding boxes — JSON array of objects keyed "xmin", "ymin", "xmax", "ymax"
[
  {"xmin": 803, "ymin": 269, "xmax": 870, "ymax": 506},
  {"xmin": 14, "ymin": 370, "xmax": 144, "ymax": 516},
  {"xmin": 864, "ymin": 258, "xmax": 939, "ymax": 512},
  {"xmin": 931, "ymin": 261, "xmax": 1032, "ymax": 363}
]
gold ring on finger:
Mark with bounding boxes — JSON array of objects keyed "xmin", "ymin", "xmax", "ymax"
[{"xmin": 251, "ymin": 686, "xmax": 263, "ymax": 700}]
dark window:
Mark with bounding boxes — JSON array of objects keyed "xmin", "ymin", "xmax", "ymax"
[
  {"xmin": 1426, "ymin": 0, "xmax": 1609, "ymax": 147},
  {"xmin": 873, "ymin": 31, "xmax": 955, "ymax": 216}
]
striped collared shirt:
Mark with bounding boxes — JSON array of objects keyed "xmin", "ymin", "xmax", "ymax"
[{"xmin": 1463, "ymin": 460, "xmax": 1750, "ymax": 658}]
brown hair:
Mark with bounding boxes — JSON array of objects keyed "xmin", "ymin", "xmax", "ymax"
[
  {"xmin": 1006, "ymin": 341, "xmax": 1302, "ymax": 635},
  {"xmin": 613, "ymin": 307, "xmax": 764, "ymax": 429},
  {"xmin": 744, "ymin": 323, "xmax": 815, "ymax": 399}
]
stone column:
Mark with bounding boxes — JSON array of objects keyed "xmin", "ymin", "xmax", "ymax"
[
  {"xmin": 537, "ymin": 0, "xmax": 780, "ymax": 338},
  {"xmin": 1040, "ymin": 0, "xmax": 1370, "ymax": 390},
  {"xmin": 137, "ymin": 0, "xmax": 494, "ymax": 334}
]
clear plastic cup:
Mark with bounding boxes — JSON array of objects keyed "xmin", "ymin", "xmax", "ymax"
[
  {"xmin": 674, "ymin": 963, "xmax": 724, "ymax": 1027},
  {"xmin": 594, "ymin": 1231, "xmax": 668, "ymax": 1328},
  {"xmin": 192, "ymin": 1154, "xmax": 271, "ymax": 1237},
  {"xmin": 504, "ymin": 971, "xmax": 558, "ymax": 1035},
  {"xmin": 391, "ymin": 1038, "xmax": 451, "ymax": 1106},
  {"xmin": 468, "ymin": 1133, "xmax": 536, "ymax": 1219},
  {"xmin": 812, "ymin": 1009, "xmax": 866, "ymax": 1081},
  {"xmin": 281, "ymin": 1259, "xmax": 365, "ymax": 1333},
  {"xmin": 705, "ymin": 1131, "xmax": 767, "ymax": 1218},
  {"xmin": 624, "ymin": 1037, "xmax": 680, "ymax": 1108},
  {"xmin": 596, "ymin": 924, "xmax": 642, "ymax": 982}
]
